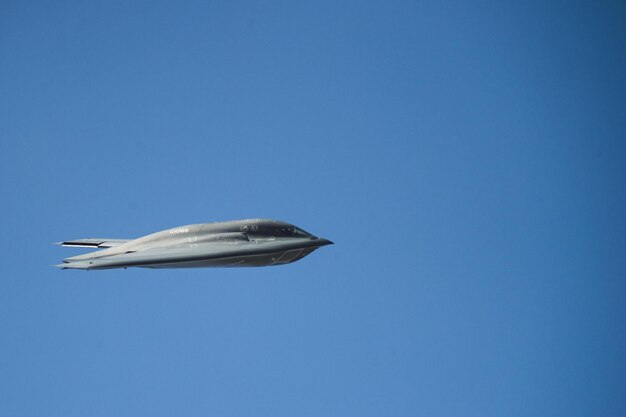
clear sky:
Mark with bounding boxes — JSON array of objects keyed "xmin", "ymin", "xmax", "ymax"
[{"xmin": 1, "ymin": 1, "xmax": 625, "ymax": 416}]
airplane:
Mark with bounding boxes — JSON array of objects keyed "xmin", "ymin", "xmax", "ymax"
[{"xmin": 55, "ymin": 219, "xmax": 333, "ymax": 270}]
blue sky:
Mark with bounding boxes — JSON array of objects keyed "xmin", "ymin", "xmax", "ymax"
[{"xmin": 1, "ymin": 1, "xmax": 625, "ymax": 416}]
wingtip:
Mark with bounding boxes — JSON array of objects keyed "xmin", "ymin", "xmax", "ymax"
[{"xmin": 54, "ymin": 261, "xmax": 91, "ymax": 270}]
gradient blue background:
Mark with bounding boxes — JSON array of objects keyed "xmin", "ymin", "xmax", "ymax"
[{"xmin": 1, "ymin": 1, "xmax": 625, "ymax": 416}]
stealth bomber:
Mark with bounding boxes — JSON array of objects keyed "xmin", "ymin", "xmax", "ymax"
[{"xmin": 55, "ymin": 219, "xmax": 332, "ymax": 270}]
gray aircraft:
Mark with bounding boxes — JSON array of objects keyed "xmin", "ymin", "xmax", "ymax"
[{"xmin": 55, "ymin": 219, "xmax": 332, "ymax": 270}]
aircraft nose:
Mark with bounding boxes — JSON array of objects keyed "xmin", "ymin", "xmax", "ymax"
[{"xmin": 316, "ymin": 238, "xmax": 334, "ymax": 246}]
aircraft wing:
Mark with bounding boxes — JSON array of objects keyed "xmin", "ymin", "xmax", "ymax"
[
  {"xmin": 56, "ymin": 238, "xmax": 322, "ymax": 270},
  {"xmin": 56, "ymin": 238, "xmax": 130, "ymax": 248},
  {"xmin": 57, "ymin": 241, "xmax": 258, "ymax": 269}
]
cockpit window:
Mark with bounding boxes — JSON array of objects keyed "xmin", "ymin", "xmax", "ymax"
[
  {"xmin": 275, "ymin": 225, "xmax": 314, "ymax": 238},
  {"xmin": 293, "ymin": 227, "xmax": 311, "ymax": 238}
]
